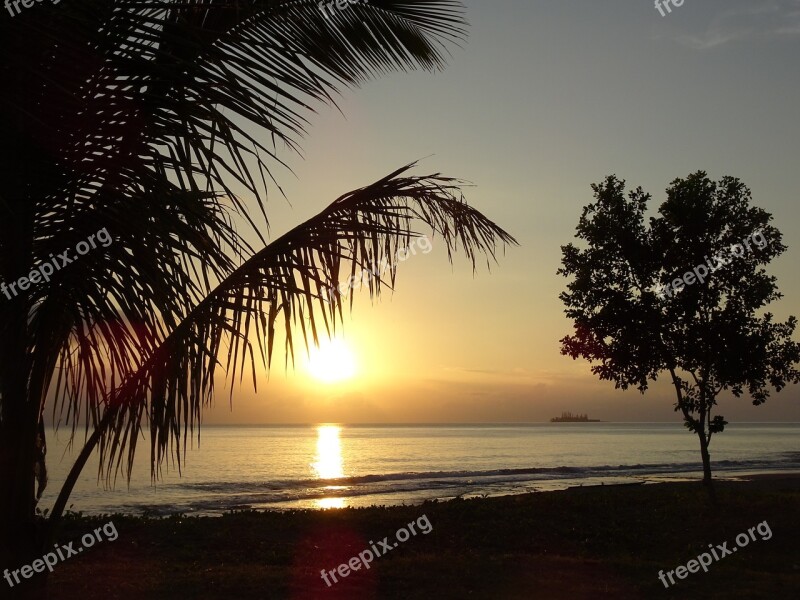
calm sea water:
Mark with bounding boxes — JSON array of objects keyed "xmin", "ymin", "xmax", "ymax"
[{"xmin": 39, "ymin": 423, "xmax": 800, "ymax": 516}]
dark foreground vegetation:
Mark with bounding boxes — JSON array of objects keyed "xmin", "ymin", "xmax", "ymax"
[{"xmin": 26, "ymin": 477, "xmax": 800, "ymax": 599}]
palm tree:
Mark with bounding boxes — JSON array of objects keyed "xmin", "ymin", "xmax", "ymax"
[{"xmin": 0, "ymin": 0, "xmax": 516, "ymax": 582}]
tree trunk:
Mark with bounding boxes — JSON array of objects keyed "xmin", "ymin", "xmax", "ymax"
[
  {"xmin": 0, "ymin": 417, "xmax": 48, "ymax": 598},
  {"xmin": 697, "ymin": 430, "xmax": 717, "ymax": 504},
  {"xmin": 47, "ymin": 408, "xmax": 117, "ymax": 540}
]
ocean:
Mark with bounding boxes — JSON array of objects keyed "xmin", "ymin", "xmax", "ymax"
[{"xmin": 39, "ymin": 423, "xmax": 800, "ymax": 516}]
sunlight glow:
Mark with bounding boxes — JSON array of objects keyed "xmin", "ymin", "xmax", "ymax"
[
  {"xmin": 312, "ymin": 425, "xmax": 345, "ymax": 480},
  {"xmin": 317, "ymin": 497, "xmax": 347, "ymax": 509},
  {"xmin": 306, "ymin": 338, "xmax": 357, "ymax": 383}
]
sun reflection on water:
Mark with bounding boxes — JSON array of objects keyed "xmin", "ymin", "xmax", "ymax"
[
  {"xmin": 313, "ymin": 425, "xmax": 345, "ymax": 479},
  {"xmin": 317, "ymin": 497, "xmax": 346, "ymax": 509},
  {"xmin": 312, "ymin": 425, "xmax": 347, "ymax": 508}
]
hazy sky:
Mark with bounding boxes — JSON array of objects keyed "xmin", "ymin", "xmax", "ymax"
[{"xmin": 207, "ymin": 0, "xmax": 800, "ymax": 424}]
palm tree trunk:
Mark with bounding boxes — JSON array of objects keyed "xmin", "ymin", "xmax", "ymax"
[
  {"xmin": 0, "ymin": 413, "xmax": 46, "ymax": 597},
  {"xmin": 47, "ymin": 408, "xmax": 118, "ymax": 540}
]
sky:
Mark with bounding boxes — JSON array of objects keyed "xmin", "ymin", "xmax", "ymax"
[{"xmin": 206, "ymin": 0, "xmax": 800, "ymax": 424}]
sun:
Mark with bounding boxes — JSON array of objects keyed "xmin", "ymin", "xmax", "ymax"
[{"xmin": 306, "ymin": 337, "xmax": 358, "ymax": 383}]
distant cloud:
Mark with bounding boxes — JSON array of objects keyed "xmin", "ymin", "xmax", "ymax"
[{"xmin": 677, "ymin": 1, "xmax": 800, "ymax": 49}]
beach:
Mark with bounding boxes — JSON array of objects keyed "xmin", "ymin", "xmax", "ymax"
[{"xmin": 39, "ymin": 476, "xmax": 800, "ymax": 599}]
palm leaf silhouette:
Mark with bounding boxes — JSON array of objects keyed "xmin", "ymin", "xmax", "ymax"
[
  {"xmin": 50, "ymin": 163, "xmax": 515, "ymax": 525},
  {"xmin": 0, "ymin": 0, "xmax": 516, "ymax": 554}
]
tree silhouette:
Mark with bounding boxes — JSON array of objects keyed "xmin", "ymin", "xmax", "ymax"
[
  {"xmin": 559, "ymin": 172, "xmax": 800, "ymax": 494},
  {"xmin": 0, "ymin": 0, "xmax": 516, "ymax": 583}
]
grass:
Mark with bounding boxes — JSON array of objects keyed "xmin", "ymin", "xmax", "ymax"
[{"xmin": 32, "ymin": 477, "xmax": 800, "ymax": 599}]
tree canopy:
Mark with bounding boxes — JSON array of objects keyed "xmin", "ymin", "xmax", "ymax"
[{"xmin": 559, "ymin": 172, "xmax": 800, "ymax": 484}]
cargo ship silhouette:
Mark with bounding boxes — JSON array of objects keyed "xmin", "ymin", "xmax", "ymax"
[{"xmin": 550, "ymin": 412, "xmax": 601, "ymax": 423}]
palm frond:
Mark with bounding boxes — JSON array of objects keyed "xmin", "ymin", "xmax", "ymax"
[
  {"xmin": 2, "ymin": 1, "xmax": 467, "ymax": 240},
  {"xmin": 1, "ymin": 0, "xmax": 468, "ymax": 469},
  {"xmin": 94, "ymin": 162, "xmax": 516, "ymax": 483}
]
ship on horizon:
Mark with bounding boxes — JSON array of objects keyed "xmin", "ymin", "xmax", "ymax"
[{"xmin": 550, "ymin": 411, "xmax": 601, "ymax": 423}]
